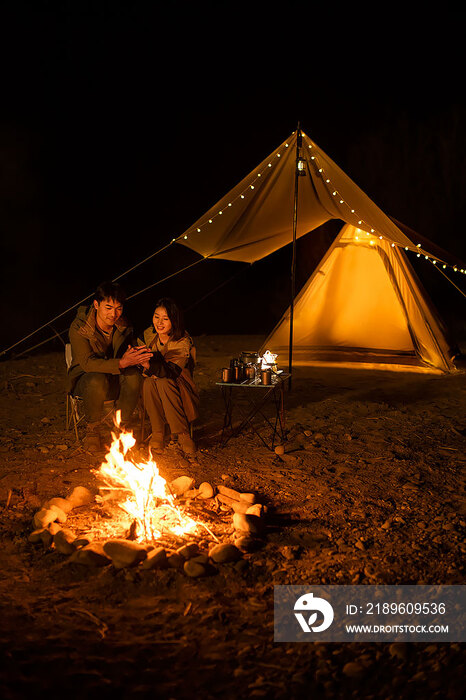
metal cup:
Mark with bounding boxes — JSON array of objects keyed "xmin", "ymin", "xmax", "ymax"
[
  {"xmin": 222, "ymin": 367, "xmax": 233, "ymax": 382},
  {"xmin": 261, "ymin": 369, "xmax": 272, "ymax": 385}
]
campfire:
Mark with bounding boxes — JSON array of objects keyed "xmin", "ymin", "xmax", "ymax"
[
  {"xmin": 27, "ymin": 413, "xmax": 267, "ymax": 576},
  {"xmin": 95, "ymin": 412, "xmax": 201, "ymax": 543}
]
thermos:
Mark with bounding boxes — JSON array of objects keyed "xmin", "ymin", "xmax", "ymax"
[{"xmin": 261, "ymin": 369, "xmax": 272, "ymax": 385}]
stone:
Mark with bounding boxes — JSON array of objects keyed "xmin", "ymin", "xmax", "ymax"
[
  {"xmin": 233, "ymin": 512, "xmax": 264, "ymax": 535},
  {"xmin": 33, "ymin": 508, "xmax": 59, "ymax": 529},
  {"xmin": 209, "ymin": 543, "xmax": 242, "ymax": 564},
  {"xmin": 217, "ymin": 484, "xmax": 241, "ymax": 501},
  {"xmin": 68, "ymin": 486, "xmax": 94, "ymax": 508},
  {"xmin": 28, "ymin": 528, "xmax": 47, "ymax": 544},
  {"xmin": 388, "ymin": 643, "xmax": 409, "ymax": 661},
  {"xmin": 73, "ymin": 537, "xmax": 91, "ymax": 548},
  {"xmin": 246, "ymin": 504, "xmax": 265, "ymax": 517},
  {"xmin": 342, "ymin": 662, "xmax": 365, "ymax": 678},
  {"xmin": 103, "ymin": 539, "xmax": 147, "ymax": 568},
  {"xmin": 46, "ymin": 497, "xmax": 73, "ymax": 514},
  {"xmin": 169, "ymin": 476, "xmax": 195, "ymax": 497},
  {"xmin": 239, "ymin": 493, "xmax": 256, "ymax": 505},
  {"xmin": 49, "ymin": 505, "xmax": 67, "ymax": 524},
  {"xmin": 234, "ymin": 535, "xmax": 263, "ymax": 553},
  {"xmin": 177, "ymin": 542, "xmax": 199, "ymax": 559},
  {"xmin": 48, "ymin": 522, "xmax": 62, "ymax": 536},
  {"xmin": 198, "ymin": 482, "xmax": 214, "ymax": 499},
  {"xmin": 54, "ymin": 528, "xmax": 77, "ymax": 555},
  {"xmin": 141, "ymin": 547, "xmax": 167, "ymax": 570},
  {"xmin": 166, "ymin": 552, "xmax": 184, "ymax": 569},
  {"xmin": 184, "ymin": 559, "xmax": 208, "ymax": 578},
  {"xmin": 69, "ymin": 543, "xmax": 111, "ymax": 567},
  {"xmin": 217, "ymin": 493, "xmax": 249, "ymax": 513},
  {"xmin": 274, "ymin": 444, "xmax": 285, "ymax": 455}
]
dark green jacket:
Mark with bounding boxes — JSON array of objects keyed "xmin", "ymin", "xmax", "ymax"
[{"xmin": 67, "ymin": 305, "xmax": 135, "ymax": 393}]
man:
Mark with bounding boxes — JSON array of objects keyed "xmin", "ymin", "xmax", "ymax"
[{"xmin": 67, "ymin": 281, "xmax": 152, "ymax": 451}]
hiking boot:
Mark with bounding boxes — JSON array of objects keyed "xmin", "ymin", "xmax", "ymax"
[
  {"xmin": 178, "ymin": 432, "xmax": 196, "ymax": 455},
  {"xmin": 83, "ymin": 423, "xmax": 101, "ymax": 453},
  {"xmin": 149, "ymin": 432, "xmax": 165, "ymax": 455}
]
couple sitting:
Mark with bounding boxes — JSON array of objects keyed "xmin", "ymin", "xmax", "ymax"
[{"xmin": 67, "ymin": 281, "xmax": 199, "ymax": 455}]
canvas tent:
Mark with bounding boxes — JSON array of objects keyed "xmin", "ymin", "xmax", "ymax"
[{"xmin": 177, "ymin": 128, "xmax": 456, "ymax": 373}]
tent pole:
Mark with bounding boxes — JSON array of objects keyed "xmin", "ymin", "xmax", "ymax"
[{"xmin": 288, "ymin": 123, "xmax": 301, "ymax": 388}]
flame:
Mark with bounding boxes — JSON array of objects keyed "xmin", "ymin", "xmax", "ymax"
[{"xmin": 96, "ymin": 411, "xmax": 198, "ymax": 542}]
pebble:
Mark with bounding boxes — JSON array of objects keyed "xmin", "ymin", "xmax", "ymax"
[
  {"xmin": 33, "ymin": 508, "xmax": 59, "ymax": 529},
  {"xmin": 274, "ymin": 444, "xmax": 285, "ymax": 455},
  {"xmin": 169, "ymin": 476, "xmax": 195, "ymax": 497},
  {"xmin": 46, "ymin": 497, "xmax": 74, "ymax": 514},
  {"xmin": 209, "ymin": 543, "xmax": 242, "ymax": 563},
  {"xmin": 70, "ymin": 543, "xmax": 111, "ymax": 567},
  {"xmin": 68, "ymin": 486, "xmax": 94, "ymax": 508},
  {"xmin": 142, "ymin": 546, "xmax": 167, "ymax": 570},
  {"xmin": 28, "ymin": 528, "xmax": 47, "ymax": 544},
  {"xmin": 184, "ymin": 559, "xmax": 208, "ymax": 578},
  {"xmin": 198, "ymin": 482, "xmax": 214, "ymax": 499},
  {"xmin": 233, "ymin": 513, "xmax": 263, "ymax": 535},
  {"xmin": 388, "ymin": 642, "xmax": 409, "ymax": 661},
  {"xmin": 234, "ymin": 535, "xmax": 263, "ymax": 553},
  {"xmin": 49, "ymin": 505, "xmax": 67, "ymax": 523},
  {"xmin": 342, "ymin": 661, "xmax": 365, "ymax": 678},
  {"xmin": 103, "ymin": 539, "xmax": 148, "ymax": 568},
  {"xmin": 166, "ymin": 552, "xmax": 184, "ymax": 569},
  {"xmin": 355, "ymin": 540, "xmax": 366, "ymax": 551},
  {"xmin": 54, "ymin": 528, "xmax": 77, "ymax": 555},
  {"xmin": 177, "ymin": 542, "xmax": 199, "ymax": 559}
]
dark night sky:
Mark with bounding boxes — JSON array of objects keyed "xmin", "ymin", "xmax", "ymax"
[{"xmin": 0, "ymin": 3, "xmax": 465, "ymax": 352}]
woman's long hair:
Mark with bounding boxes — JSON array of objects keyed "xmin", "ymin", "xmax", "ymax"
[{"xmin": 153, "ymin": 297, "xmax": 185, "ymax": 341}]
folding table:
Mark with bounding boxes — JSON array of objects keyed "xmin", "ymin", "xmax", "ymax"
[{"xmin": 216, "ymin": 372, "xmax": 290, "ymax": 450}]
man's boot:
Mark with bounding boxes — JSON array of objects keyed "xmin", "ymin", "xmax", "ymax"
[
  {"xmin": 83, "ymin": 422, "xmax": 101, "ymax": 453},
  {"xmin": 178, "ymin": 432, "xmax": 196, "ymax": 455},
  {"xmin": 149, "ymin": 432, "xmax": 165, "ymax": 455}
]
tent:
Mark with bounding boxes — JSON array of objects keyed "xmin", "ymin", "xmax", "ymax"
[{"xmin": 177, "ymin": 128, "xmax": 457, "ymax": 373}]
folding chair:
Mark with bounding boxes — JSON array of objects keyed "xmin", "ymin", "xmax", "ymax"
[
  {"xmin": 65, "ymin": 344, "xmax": 85, "ymax": 442},
  {"xmin": 65, "ymin": 343, "xmax": 115, "ymax": 443}
]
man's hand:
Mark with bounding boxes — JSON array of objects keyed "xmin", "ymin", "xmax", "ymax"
[{"xmin": 119, "ymin": 345, "xmax": 153, "ymax": 369}]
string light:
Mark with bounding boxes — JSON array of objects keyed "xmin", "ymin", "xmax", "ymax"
[{"xmin": 172, "ymin": 130, "xmax": 465, "ymax": 279}]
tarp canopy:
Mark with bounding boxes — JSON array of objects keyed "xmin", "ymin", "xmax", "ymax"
[{"xmin": 178, "ymin": 130, "xmax": 418, "ymax": 263}]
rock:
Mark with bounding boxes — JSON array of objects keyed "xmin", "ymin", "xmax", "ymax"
[
  {"xmin": 69, "ymin": 543, "xmax": 111, "ymax": 567},
  {"xmin": 246, "ymin": 504, "xmax": 265, "ymax": 517},
  {"xmin": 198, "ymin": 482, "xmax": 214, "ymax": 499},
  {"xmin": 48, "ymin": 522, "xmax": 62, "ymax": 536},
  {"xmin": 209, "ymin": 543, "xmax": 242, "ymax": 564},
  {"xmin": 217, "ymin": 484, "xmax": 242, "ymax": 500},
  {"xmin": 234, "ymin": 535, "xmax": 263, "ymax": 553},
  {"xmin": 103, "ymin": 539, "xmax": 147, "ymax": 568},
  {"xmin": 166, "ymin": 552, "xmax": 184, "ymax": 569},
  {"xmin": 184, "ymin": 559, "xmax": 208, "ymax": 578},
  {"xmin": 280, "ymin": 545, "xmax": 301, "ymax": 560},
  {"xmin": 169, "ymin": 476, "xmax": 195, "ymax": 497},
  {"xmin": 54, "ymin": 528, "xmax": 77, "ymax": 555},
  {"xmin": 55, "ymin": 444, "xmax": 68, "ymax": 451},
  {"xmin": 274, "ymin": 444, "xmax": 285, "ymax": 455},
  {"xmin": 233, "ymin": 512, "xmax": 264, "ymax": 535},
  {"xmin": 381, "ymin": 519, "xmax": 393, "ymax": 530},
  {"xmin": 342, "ymin": 662, "xmax": 365, "ymax": 678},
  {"xmin": 355, "ymin": 540, "xmax": 366, "ymax": 551},
  {"xmin": 28, "ymin": 528, "xmax": 47, "ymax": 544},
  {"xmin": 177, "ymin": 542, "xmax": 199, "ymax": 559},
  {"xmin": 39, "ymin": 529, "xmax": 53, "ymax": 547},
  {"xmin": 73, "ymin": 537, "xmax": 91, "ymax": 548},
  {"xmin": 388, "ymin": 642, "xmax": 409, "ymax": 661},
  {"xmin": 68, "ymin": 486, "xmax": 94, "ymax": 508},
  {"xmin": 217, "ymin": 494, "xmax": 249, "ymax": 513},
  {"xmin": 142, "ymin": 546, "xmax": 167, "ymax": 570},
  {"xmin": 239, "ymin": 492, "xmax": 256, "ymax": 505},
  {"xmin": 33, "ymin": 508, "xmax": 59, "ymax": 529},
  {"xmin": 46, "ymin": 497, "xmax": 73, "ymax": 514},
  {"xmin": 49, "ymin": 505, "xmax": 67, "ymax": 524},
  {"xmin": 191, "ymin": 553, "xmax": 209, "ymax": 565},
  {"xmin": 314, "ymin": 433, "xmax": 325, "ymax": 441},
  {"xmin": 183, "ymin": 489, "xmax": 199, "ymax": 499}
]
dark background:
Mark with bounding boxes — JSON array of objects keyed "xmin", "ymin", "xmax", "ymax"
[{"xmin": 0, "ymin": 3, "xmax": 465, "ymax": 354}]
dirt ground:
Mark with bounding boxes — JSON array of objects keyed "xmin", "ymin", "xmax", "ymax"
[{"xmin": 0, "ymin": 335, "xmax": 465, "ymax": 700}]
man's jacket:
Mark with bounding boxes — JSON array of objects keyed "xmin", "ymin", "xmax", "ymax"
[{"xmin": 67, "ymin": 305, "xmax": 134, "ymax": 393}]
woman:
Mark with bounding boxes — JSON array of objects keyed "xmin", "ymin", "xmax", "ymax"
[{"xmin": 140, "ymin": 298, "xmax": 199, "ymax": 455}]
